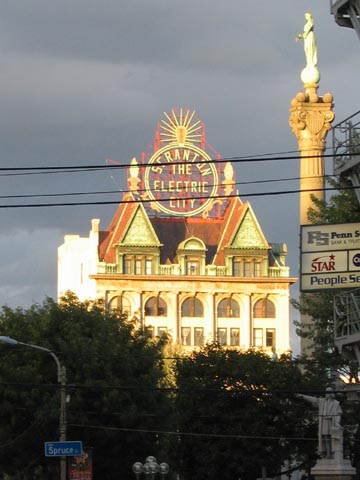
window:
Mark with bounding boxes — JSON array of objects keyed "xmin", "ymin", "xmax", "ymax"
[
  {"xmin": 233, "ymin": 259, "xmax": 241, "ymax": 276},
  {"xmin": 217, "ymin": 298, "xmax": 240, "ymax": 318},
  {"xmin": 181, "ymin": 297, "xmax": 204, "ymax": 317},
  {"xmin": 145, "ymin": 297, "xmax": 167, "ymax": 316},
  {"xmin": 194, "ymin": 328, "xmax": 204, "ymax": 346},
  {"xmin": 243, "ymin": 261, "xmax": 251, "ymax": 277},
  {"xmin": 217, "ymin": 328, "xmax": 227, "ymax": 346},
  {"xmin": 145, "ymin": 326, "xmax": 154, "ymax": 339},
  {"xmin": 123, "ymin": 256, "xmax": 153, "ymax": 275},
  {"xmin": 135, "ymin": 259, "xmax": 142, "ymax": 275},
  {"xmin": 157, "ymin": 327, "xmax": 167, "ymax": 338},
  {"xmin": 109, "ymin": 296, "xmax": 131, "ymax": 317},
  {"xmin": 233, "ymin": 258, "xmax": 263, "ymax": 277},
  {"xmin": 266, "ymin": 329, "xmax": 276, "ymax": 347},
  {"xmin": 187, "ymin": 260, "xmax": 200, "ymax": 276},
  {"xmin": 253, "ymin": 299, "xmax": 276, "ymax": 318},
  {"xmin": 124, "ymin": 258, "xmax": 131, "ymax": 274},
  {"xmin": 230, "ymin": 328, "xmax": 240, "ymax": 346},
  {"xmin": 253, "ymin": 328, "xmax": 263, "ymax": 347},
  {"xmin": 254, "ymin": 262, "xmax": 261, "ymax": 277},
  {"xmin": 145, "ymin": 259, "xmax": 152, "ymax": 275},
  {"xmin": 181, "ymin": 327, "xmax": 191, "ymax": 346}
]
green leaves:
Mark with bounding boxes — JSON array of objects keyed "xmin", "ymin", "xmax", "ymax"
[
  {"xmin": 0, "ymin": 293, "xmax": 171, "ymax": 480},
  {"xmin": 174, "ymin": 345, "xmax": 316, "ymax": 480}
]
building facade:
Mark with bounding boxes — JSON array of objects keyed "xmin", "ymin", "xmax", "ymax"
[{"xmin": 58, "ymin": 109, "xmax": 296, "ymax": 354}]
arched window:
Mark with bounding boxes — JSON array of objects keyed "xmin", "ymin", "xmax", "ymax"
[
  {"xmin": 181, "ymin": 297, "xmax": 204, "ymax": 317},
  {"xmin": 109, "ymin": 295, "xmax": 131, "ymax": 317},
  {"xmin": 145, "ymin": 296, "xmax": 167, "ymax": 316},
  {"xmin": 217, "ymin": 298, "xmax": 240, "ymax": 318},
  {"xmin": 253, "ymin": 298, "xmax": 276, "ymax": 318}
]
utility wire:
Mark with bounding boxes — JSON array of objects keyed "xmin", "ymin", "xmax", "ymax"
[
  {"xmin": 0, "ymin": 148, "xmax": 357, "ymax": 175},
  {"xmin": 0, "ymin": 418, "xmax": 40, "ymax": 450},
  {"xmin": 67, "ymin": 422, "xmax": 317, "ymax": 442},
  {"xmin": 0, "ymin": 174, "xmax": 337, "ymax": 201},
  {"xmin": 0, "ymin": 185, "xmax": 354, "ymax": 209}
]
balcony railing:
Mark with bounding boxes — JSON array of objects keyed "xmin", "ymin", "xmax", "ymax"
[{"xmin": 97, "ymin": 262, "xmax": 290, "ymax": 278}]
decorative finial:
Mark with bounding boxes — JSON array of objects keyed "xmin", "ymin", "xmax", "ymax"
[
  {"xmin": 128, "ymin": 157, "xmax": 140, "ymax": 192},
  {"xmin": 296, "ymin": 12, "xmax": 320, "ymax": 87}
]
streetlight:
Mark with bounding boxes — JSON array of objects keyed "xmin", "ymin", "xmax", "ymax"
[
  {"xmin": 132, "ymin": 456, "xmax": 169, "ymax": 480},
  {"xmin": 0, "ymin": 336, "xmax": 67, "ymax": 480}
]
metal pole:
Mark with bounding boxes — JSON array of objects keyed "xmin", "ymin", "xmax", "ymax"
[
  {"xmin": 22, "ymin": 346, "xmax": 67, "ymax": 480},
  {"xmin": 0, "ymin": 337, "xmax": 67, "ymax": 480},
  {"xmin": 59, "ymin": 365, "xmax": 67, "ymax": 480}
]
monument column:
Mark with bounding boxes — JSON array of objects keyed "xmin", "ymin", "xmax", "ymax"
[
  {"xmin": 289, "ymin": 85, "xmax": 334, "ymax": 225},
  {"xmin": 290, "ymin": 14, "xmax": 355, "ymax": 480},
  {"xmin": 290, "ymin": 11, "xmax": 335, "ymax": 226},
  {"xmin": 289, "ymin": 13, "xmax": 335, "ymax": 357}
]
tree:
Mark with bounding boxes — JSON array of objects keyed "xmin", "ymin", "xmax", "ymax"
[
  {"xmin": 0, "ymin": 293, "xmax": 173, "ymax": 480},
  {"xmin": 293, "ymin": 177, "xmax": 360, "ymax": 475},
  {"xmin": 295, "ymin": 177, "xmax": 360, "ymax": 378},
  {"xmin": 173, "ymin": 344, "xmax": 318, "ymax": 480}
]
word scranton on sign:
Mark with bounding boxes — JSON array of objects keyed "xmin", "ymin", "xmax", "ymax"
[
  {"xmin": 45, "ymin": 441, "xmax": 83, "ymax": 457},
  {"xmin": 300, "ymin": 222, "xmax": 360, "ymax": 292},
  {"xmin": 127, "ymin": 109, "xmax": 235, "ymax": 219}
]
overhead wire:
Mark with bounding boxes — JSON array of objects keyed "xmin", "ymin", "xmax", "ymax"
[
  {"xmin": 0, "ymin": 185, "xmax": 353, "ymax": 209},
  {"xmin": 0, "ymin": 173, "xmax": 337, "ymax": 201},
  {"xmin": 67, "ymin": 422, "xmax": 317, "ymax": 442},
  {"xmin": 0, "ymin": 146, "xmax": 357, "ymax": 175},
  {"xmin": 0, "ymin": 143, "xmax": 354, "ymax": 208}
]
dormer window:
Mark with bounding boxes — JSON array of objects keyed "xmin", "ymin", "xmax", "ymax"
[
  {"xmin": 123, "ymin": 255, "xmax": 153, "ymax": 275},
  {"xmin": 176, "ymin": 237, "xmax": 207, "ymax": 277},
  {"xmin": 232, "ymin": 257, "xmax": 263, "ymax": 277}
]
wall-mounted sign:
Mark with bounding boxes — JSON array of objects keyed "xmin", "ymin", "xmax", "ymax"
[
  {"xmin": 128, "ymin": 109, "xmax": 235, "ymax": 218},
  {"xmin": 300, "ymin": 222, "xmax": 360, "ymax": 291}
]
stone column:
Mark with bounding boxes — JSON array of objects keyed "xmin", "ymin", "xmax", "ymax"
[
  {"xmin": 289, "ymin": 83, "xmax": 334, "ymax": 226},
  {"xmin": 289, "ymin": 83, "xmax": 335, "ymax": 356}
]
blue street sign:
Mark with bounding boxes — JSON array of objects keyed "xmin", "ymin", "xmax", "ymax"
[{"xmin": 45, "ymin": 441, "xmax": 83, "ymax": 457}]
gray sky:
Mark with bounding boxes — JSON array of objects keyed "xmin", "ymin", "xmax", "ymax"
[{"xmin": 0, "ymin": 1, "xmax": 358, "ymax": 352}]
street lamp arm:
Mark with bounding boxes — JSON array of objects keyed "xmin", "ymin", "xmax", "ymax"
[
  {"xmin": 0, "ymin": 336, "xmax": 62, "ymax": 382},
  {"xmin": 0, "ymin": 335, "xmax": 67, "ymax": 480}
]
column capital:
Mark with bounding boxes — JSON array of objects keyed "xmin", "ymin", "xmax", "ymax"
[{"xmin": 289, "ymin": 91, "xmax": 335, "ymax": 151}]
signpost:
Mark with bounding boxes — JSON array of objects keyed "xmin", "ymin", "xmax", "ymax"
[
  {"xmin": 300, "ymin": 222, "xmax": 360, "ymax": 291},
  {"xmin": 45, "ymin": 441, "xmax": 83, "ymax": 457}
]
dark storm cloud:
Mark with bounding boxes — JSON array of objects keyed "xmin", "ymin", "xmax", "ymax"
[{"xmin": 0, "ymin": 0, "xmax": 357, "ymax": 355}]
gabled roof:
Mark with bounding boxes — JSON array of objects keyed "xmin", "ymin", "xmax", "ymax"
[
  {"xmin": 99, "ymin": 194, "xmax": 272, "ymax": 267},
  {"xmin": 213, "ymin": 198, "xmax": 270, "ymax": 266},
  {"xmin": 99, "ymin": 193, "xmax": 160, "ymax": 263}
]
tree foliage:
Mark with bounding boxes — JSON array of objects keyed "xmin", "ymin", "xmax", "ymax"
[
  {"xmin": 0, "ymin": 291, "xmax": 353, "ymax": 480},
  {"xmin": 0, "ymin": 293, "xmax": 173, "ymax": 480},
  {"xmin": 173, "ymin": 344, "xmax": 317, "ymax": 480},
  {"xmin": 295, "ymin": 177, "xmax": 360, "ymax": 368},
  {"xmin": 308, "ymin": 177, "xmax": 360, "ymax": 225},
  {"xmin": 293, "ymin": 177, "xmax": 360, "ymax": 475}
]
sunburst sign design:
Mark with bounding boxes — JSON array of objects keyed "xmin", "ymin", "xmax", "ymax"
[
  {"xmin": 129, "ymin": 108, "xmax": 235, "ymax": 218},
  {"xmin": 160, "ymin": 109, "xmax": 202, "ymax": 147}
]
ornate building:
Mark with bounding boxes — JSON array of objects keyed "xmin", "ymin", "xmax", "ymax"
[{"xmin": 58, "ymin": 109, "xmax": 296, "ymax": 353}]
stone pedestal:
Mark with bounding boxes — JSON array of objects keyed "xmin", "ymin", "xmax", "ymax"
[{"xmin": 311, "ymin": 458, "xmax": 356, "ymax": 480}]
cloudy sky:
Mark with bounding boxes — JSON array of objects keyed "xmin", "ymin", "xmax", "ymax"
[{"xmin": 0, "ymin": 1, "xmax": 358, "ymax": 350}]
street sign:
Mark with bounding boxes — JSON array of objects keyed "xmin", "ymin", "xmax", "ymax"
[
  {"xmin": 45, "ymin": 441, "xmax": 83, "ymax": 457},
  {"xmin": 300, "ymin": 222, "xmax": 360, "ymax": 291}
]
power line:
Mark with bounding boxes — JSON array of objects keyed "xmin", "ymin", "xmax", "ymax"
[
  {"xmin": 0, "ymin": 148, "xmax": 357, "ymax": 175},
  {"xmin": 0, "ymin": 174, "xmax": 336, "ymax": 201},
  {"xmin": 67, "ymin": 422, "xmax": 317, "ymax": 442},
  {"xmin": 0, "ymin": 185, "xmax": 353, "ymax": 209}
]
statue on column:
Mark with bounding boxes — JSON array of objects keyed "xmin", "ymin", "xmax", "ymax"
[
  {"xmin": 296, "ymin": 12, "xmax": 317, "ymax": 68},
  {"xmin": 297, "ymin": 388, "xmax": 343, "ymax": 460},
  {"xmin": 296, "ymin": 12, "xmax": 320, "ymax": 85}
]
